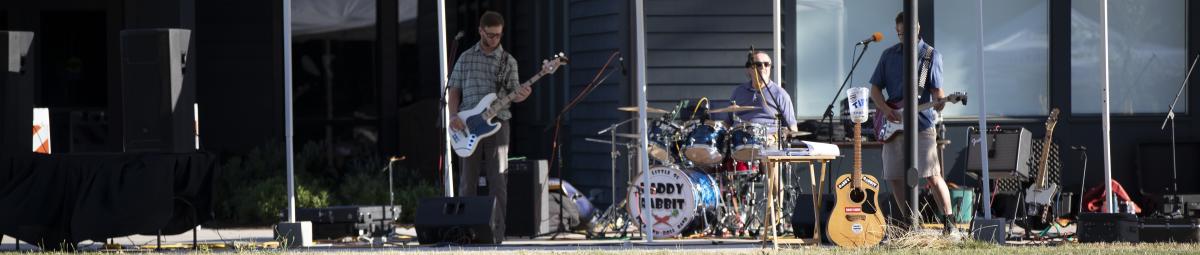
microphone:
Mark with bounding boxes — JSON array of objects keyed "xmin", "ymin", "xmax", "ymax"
[
  {"xmin": 856, "ymin": 32, "xmax": 884, "ymax": 45},
  {"xmin": 619, "ymin": 56, "xmax": 627, "ymax": 76}
]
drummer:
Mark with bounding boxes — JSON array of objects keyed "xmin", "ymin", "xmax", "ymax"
[{"xmin": 728, "ymin": 51, "xmax": 798, "ymax": 133}]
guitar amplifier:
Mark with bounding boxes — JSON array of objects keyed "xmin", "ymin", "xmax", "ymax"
[{"xmin": 967, "ymin": 127, "xmax": 1032, "ymax": 180}]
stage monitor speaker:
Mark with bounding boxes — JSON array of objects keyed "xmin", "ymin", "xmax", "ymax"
[
  {"xmin": 415, "ymin": 196, "xmax": 503, "ymax": 244},
  {"xmin": 0, "ymin": 31, "xmax": 34, "ymax": 155},
  {"xmin": 967, "ymin": 127, "xmax": 1032, "ymax": 180},
  {"xmin": 506, "ymin": 159, "xmax": 548, "ymax": 237},
  {"xmin": 119, "ymin": 29, "xmax": 194, "ymax": 153}
]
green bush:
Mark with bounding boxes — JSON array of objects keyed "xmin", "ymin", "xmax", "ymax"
[{"xmin": 214, "ymin": 139, "xmax": 440, "ymax": 225}]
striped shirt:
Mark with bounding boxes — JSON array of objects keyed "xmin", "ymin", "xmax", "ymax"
[{"xmin": 449, "ymin": 42, "xmax": 520, "ymax": 120}]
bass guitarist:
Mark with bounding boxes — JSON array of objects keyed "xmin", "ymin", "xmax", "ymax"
[
  {"xmin": 867, "ymin": 11, "xmax": 956, "ymax": 235},
  {"xmin": 448, "ymin": 11, "xmax": 529, "ymax": 239}
]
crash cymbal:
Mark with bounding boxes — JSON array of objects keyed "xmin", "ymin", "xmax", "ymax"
[
  {"xmin": 617, "ymin": 106, "xmax": 669, "ymax": 114},
  {"xmin": 709, "ymin": 105, "xmax": 759, "ymax": 113}
]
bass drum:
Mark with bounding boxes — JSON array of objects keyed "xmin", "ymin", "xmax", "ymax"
[{"xmin": 627, "ymin": 165, "xmax": 721, "ymax": 238}]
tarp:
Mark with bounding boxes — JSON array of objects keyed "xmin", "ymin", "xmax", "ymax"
[{"xmin": 292, "ymin": 0, "xmax": 418, "ymax": 36}]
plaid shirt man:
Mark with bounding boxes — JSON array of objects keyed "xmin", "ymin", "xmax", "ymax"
[{"xmin": 449, "ymin": 42, "xmax": 521, "ymax": 120}]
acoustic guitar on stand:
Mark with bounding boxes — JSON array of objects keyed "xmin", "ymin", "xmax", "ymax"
[{"xmin": 827, "ymin": 87, "xmax": 885, "ymax": 248}]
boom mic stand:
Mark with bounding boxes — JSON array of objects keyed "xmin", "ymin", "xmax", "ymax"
[
  {"xmin": 821, "ymin": 43, "xmax": 872, "ymax": 143},
  {"xmin": 1159, "ymin": 54, "xmax": 1198, "ymax": 218},
  {"xmin": 544, "ymin": 51, "xmax": 623, "ymax": 240}
]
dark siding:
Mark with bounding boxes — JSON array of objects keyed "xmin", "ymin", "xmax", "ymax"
[
  {"xmin": 644, "ymin": 0, "xmax": 775, "ymax": 109},
  {"xmin": 560, "ymin": 0, "xmax": 630, "ymax": 206}
]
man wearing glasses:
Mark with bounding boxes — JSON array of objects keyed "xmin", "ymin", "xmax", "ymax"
[
  {"xmin": 448, "ymin": 11, "xmax": 528, "ymax": 239},
  {"xmin": 729, "ymin": 51, "xmax": 798, "ymax": 133},
  {"xmin": 868, "ymin": 11, "xmax": 955, "ymax": 235}
]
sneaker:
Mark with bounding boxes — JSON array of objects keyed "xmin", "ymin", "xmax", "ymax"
[{"xmin": 941, "ymin": 214, "xmax": 957, "ymax": 236}]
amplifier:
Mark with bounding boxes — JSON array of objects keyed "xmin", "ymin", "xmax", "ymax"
[{"xmin": 968, "ymin": 127, "xmax": 1032, "ymax": 180}]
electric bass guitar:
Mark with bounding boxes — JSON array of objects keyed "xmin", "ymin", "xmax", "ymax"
[
  {"xmin": 1024, "ymin": 108, "xmax": 1060, "ymax": 225},
  {"xmin": 827, "ymin": 120, "xmax": 886, "ymax": 247},
  {"xmin": 451, "ymin": 53, "xmax": 568, "ymax": 157},
  {"xmin": 874, "ymin": 92, "xmax": 968, "ymax": 142}
]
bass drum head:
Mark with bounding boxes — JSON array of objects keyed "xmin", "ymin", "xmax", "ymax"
[
  {"xmin": 627, "ymin": 165, "xmax": 720, "ymax": 238},
  {"xmin": 627, "ymin": 165, "xmax": 696, "ymax": 238}
]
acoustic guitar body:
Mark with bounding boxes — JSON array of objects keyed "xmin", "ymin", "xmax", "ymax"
[{"xmin": 826, "ymin": 173, "xmax": 886, "ymax": 248}]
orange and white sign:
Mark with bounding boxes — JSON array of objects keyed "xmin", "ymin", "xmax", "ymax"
[{"xmin": 32, "ymin": 108, "xmax": 50, "ymax": 154}]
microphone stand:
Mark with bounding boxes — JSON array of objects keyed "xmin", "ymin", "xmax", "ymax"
[
  {"xmin": 1159, "ymin": 54, "xmax": 1198, "ymax": 217},
  {"xmin": 821, "ymin": 43, "xmax": 872, "ymax": 143}
]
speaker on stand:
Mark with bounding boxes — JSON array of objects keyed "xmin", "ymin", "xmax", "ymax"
[
  {"xmin": 117, "ymin": 29, "xmax": 195, "ymax": 153},
  {"xmin": 0, "ymin": 31, "xmax": 34, "ymax": 155}
]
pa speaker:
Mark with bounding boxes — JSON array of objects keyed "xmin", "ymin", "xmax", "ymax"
[
  {"xmin": 119, "ymin": 29, "xmax": 194, "ymax": 153},
  {"xmin": 967, "ymin": 127, "xmax": 1032, "ymax": 180},
  {"xmin": 415, "ymin": 196, "xmax": 503, "ymax": 244},
  {"xmin": 0, "ymin": 31, "xmax": 34, "ymax": 155},
  {"xmin": 506, "ymin": 159, "xmax": 548, "ymax": 237}
]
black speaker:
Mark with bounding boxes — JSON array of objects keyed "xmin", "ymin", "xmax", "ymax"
[
  {"xmin": 119, "ymin": 29, "xmax": 194, "ymax": 153},
  {"xmin": 0, "ymin": 31, "xmax": 34, "ymax": 155},
  {"xmin": 791, "ymin": 193, "xmax": 833, "ymax": 240},
  {"xmin": 506, "ymin": 159, "xmax": 548, "ymax": 237},
  {"xmin": 967, "ymin": 127, "xmax": 1032, "ymax": 180},
  {"xmin": 415, "ymin": 196, "xmax": 503, "ymax": 244}
]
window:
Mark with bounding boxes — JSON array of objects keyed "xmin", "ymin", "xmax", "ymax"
[
  {"xmin": 792, "ymin": 0, "xmax": 900, "ymax": 118},
  {"xmin": 934, "ymin": 0, "xmax": 1050, "ymax": 117},
  {"xmin": 1071, "ymin": 0, "xmax": 1187, "ymax": 115}
]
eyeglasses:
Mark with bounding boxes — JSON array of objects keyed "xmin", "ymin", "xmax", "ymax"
[
  {"xmin": 747, "ymin": 62, "xmax": 771, "ymax": 68},
  {"xmin": 483, "ymin": 31, "xmax": 503, "ymax": 39}
]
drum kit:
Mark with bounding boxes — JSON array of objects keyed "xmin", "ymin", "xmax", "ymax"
[{"xmin": 586, "ymin": 102, "xmax": 812, "ymax": 239}]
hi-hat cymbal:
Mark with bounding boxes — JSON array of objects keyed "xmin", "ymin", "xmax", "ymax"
[
  {"xmin": 765, "ymin": 127, "xmax": 812, "ymax": 137},
  {"xmin": 615, "ymin": 133, "xmax": 641, "ymax": 139},
  {"xmin": 709, "ymin": 105, "xmax": 759, "ymax": 113},
  {"xmin": 786, "ymin": 130, "xmax": 813, "ymax": 137},
  {"xmin": 617, "ymin": 106, "xmax": 669, "ymax": 114}
]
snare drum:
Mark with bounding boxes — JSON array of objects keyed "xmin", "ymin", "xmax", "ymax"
[
  {"xmin": 648, "ymin": 120, "xmax": 682, "ymax": 164},
  {"xmin": 729, "ymin": 122, "xmax": 769, "ymax": 161},
  {"xmin": 682, "ymin": 120, "xmax": 726, "ymax": 165},
  {"xmin": 627, "ymin": 165, "xmax": 722, "ymax": 238}
]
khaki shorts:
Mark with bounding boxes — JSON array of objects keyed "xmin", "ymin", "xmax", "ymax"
[{"xmin": 881, "ymin": 128, "xmax": 941, "ymax": 181}]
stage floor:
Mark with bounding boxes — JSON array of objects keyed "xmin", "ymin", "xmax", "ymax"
[{"xmin": 0, "ymin": 223, "xmax": 1078, "ymax": 252}]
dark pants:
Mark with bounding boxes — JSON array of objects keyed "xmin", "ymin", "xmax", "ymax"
[{"xmin": 459, "ymin": 120, "xmax": 508, "ymax": 237}]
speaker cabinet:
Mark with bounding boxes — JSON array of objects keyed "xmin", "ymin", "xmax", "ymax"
[
  {"xmin": 415, "ymin": 196, "xmax": 503, "ymax": 244},
  {"xmin": 0, "ymin": 31, "xmax": 34, "ymax": 155},
  {"xmin": 968, "ymin": 127, "xmax": 1032, "ymax": 180},
  {"xmin": 506, "ymin": 159, "xmax": 548, "ymax": 237},
  {"xmin": 119, "ymin": 29, "xmax": 194, "ymax": 153}
]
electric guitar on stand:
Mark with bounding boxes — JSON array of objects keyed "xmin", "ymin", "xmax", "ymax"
[
  {"xmin": 1025, "ymin": 108, "xmax": 1061, "ymax": 226},
  {"xmin": 827, "ymin": 88, "xmax": 885, "ymax": 248},
  {"xmin": 874, "ymin": 92, "xmax": 968, "ymax": 142},
  {"xmin": 451, "ymin": 53, "xmax": 568, "ymax": 157}
]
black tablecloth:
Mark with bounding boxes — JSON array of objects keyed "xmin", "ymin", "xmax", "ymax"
[{"xmin": 0, "ymin": 152, "xmax": 218, "ymax": 246}]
